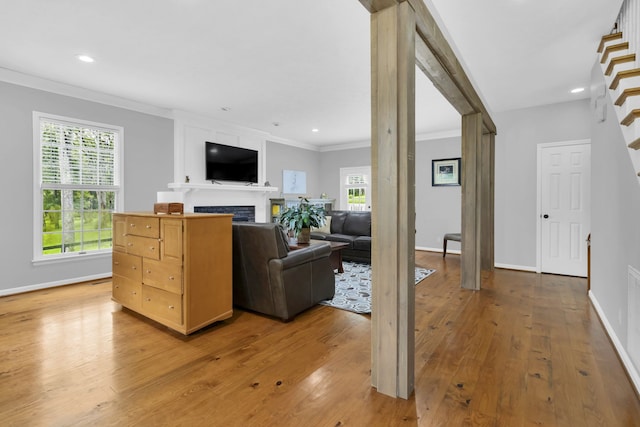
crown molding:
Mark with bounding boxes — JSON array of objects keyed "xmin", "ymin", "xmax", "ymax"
[{"xmin": 0, "ymin": 67, "xmax": 173, "ymax": 118}]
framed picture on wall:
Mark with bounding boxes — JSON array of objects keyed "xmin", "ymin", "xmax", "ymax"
[
  {"xmin": 283, "ymin": 169, "xmax": 307, "ymax": 194},
  {"xmin": 432, "ymin": 158, "xmax": 461, "ymax": 186}
]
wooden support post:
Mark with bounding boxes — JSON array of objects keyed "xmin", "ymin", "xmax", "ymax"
[
  {"xmin": 481, "ymin": 132, "xmax": 495, "ymax": 271},
  {"xmin": 370, "ymin": 1, "xmax": 416, "ymax": 399},
  {"xmin": 461, "ymin": 113, "xmax": 482, "ymax": 290}
]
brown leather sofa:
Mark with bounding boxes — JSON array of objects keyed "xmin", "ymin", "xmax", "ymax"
[
  {"xmin": 310, "ymin": 210, "xmax": 371, "ymax": 263},
  {"xmin": 232, "ymin": 222, "xmax": 335, "ymax": 321}
]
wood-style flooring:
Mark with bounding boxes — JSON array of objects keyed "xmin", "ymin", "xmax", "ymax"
[{"xmin": 1, "ymin": 251, "xmax": 639, "ymax": 426}]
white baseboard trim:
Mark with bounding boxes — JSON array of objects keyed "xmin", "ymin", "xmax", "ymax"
[
  {"xmin": 0, "ymin": 273, "xmax": 112, "ymax": 297},
  {"xmin": 589, "ymin": 290, "xmax": 640, "ymax": 396},
  {"xmin": 415, "ymin": 248, "xmax": 537, "ymax": 273},
  {"xmin": 494, "ymin": 263, "xmax": 537, "ymax": 273},
  {"xmin": 415, "ymin": 246, "xmax": 460, "ymax": 255}
]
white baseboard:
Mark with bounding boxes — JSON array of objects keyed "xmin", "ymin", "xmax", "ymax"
[
  {"xmin": 415, "ymin": 246, "xmax": 460, "ymax": 255},
  {"xmin": 589, "ymin": 290, "xmax": 640, "ymax": 396},
  {"xmin": 494, "ymin": 262, "xmax": 537, "ymax": 273},
  {"xmin": 0, "ymin": 273, "xmax": 112, "ymax": 297},
  {"xmin": 415, "ymin": 248, "xmax": 537, "ymax": 273}
]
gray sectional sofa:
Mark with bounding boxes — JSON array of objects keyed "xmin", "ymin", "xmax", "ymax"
[{"xmin": 310, "ymin": 210, "xmax": 371, "ymax": 263}]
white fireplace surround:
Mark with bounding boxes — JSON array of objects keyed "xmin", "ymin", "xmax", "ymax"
[{"xmin": 167, "ymin": 183, "xmax": 278, "ymax": 223}]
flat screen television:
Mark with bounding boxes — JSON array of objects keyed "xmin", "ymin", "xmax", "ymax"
[{"xmin": 205, "ymin": 141, "xmax": 258, "ymax": 183}]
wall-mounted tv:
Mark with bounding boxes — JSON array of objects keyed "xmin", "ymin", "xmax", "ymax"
[{"xmin": 205, "ymin": 141, "xmax": 258, "ymax": 183}]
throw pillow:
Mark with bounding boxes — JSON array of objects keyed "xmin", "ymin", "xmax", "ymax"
[{"xmin": 312, "ymin": 216, "xmax": 331, "ymax": 234}]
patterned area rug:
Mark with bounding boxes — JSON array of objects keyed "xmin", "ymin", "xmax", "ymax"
[{"xmin": 319, "ymin": 261, "xmax": 436, "ymax": 314}]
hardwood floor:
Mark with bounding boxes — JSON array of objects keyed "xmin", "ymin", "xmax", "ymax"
[{"xmin": 1, "ymin": 251, "xmax": 639, "ymax": 426}]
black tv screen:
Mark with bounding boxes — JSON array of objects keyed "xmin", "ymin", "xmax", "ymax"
[{"xmin": 205, "ymin": 142, "xmax": 258, "ymax": 183}]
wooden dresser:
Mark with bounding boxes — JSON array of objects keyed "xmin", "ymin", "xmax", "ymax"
[{"xmin": 112, "ymin": 212, "xmax": 233, "ymax": 334}]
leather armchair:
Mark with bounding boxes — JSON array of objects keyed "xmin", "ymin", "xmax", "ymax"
[{"xmin": 232, "ymin": 222, "xmax": 335, "ymax": 321}]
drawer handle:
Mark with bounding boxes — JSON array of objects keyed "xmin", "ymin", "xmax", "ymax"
[
  {"xmin": 132, "ymin": 291, "xmax": 137, "ymax": 295},
  {"xmin": 131, "ymin": 266, "xmax": 137, "ymax": 270},
  {"xmin": 168, "ymin": 305, "xmax": 175, "ymax": 310},
  {"xmin": 114, "ymin": 261, "xmax": 120, "ymax": 265},
  {"xmin": 127, "ymin": 243, "xmax": 133, "ymax": 246},
  {"xmin": 169, "ymin": 276, "xmax": 174, "ymax": 280},
  {"xmin": 115, "ymin": 285, "xmax": 119, "ymax": 289},
  {"xmin": 146, "ymin": 269, "xmax": 152, "ymax": 274},
  {"xmin": 146, "ymin": 225, "xmax": 152, "ymax": 229},
  {"xmin": 145, "ymin": 298, "xmax": 151, "ymax": 302},
  {"xmin": 130, "ymin": 223, "xmax": 136, "ymax": 227},
  {"xmin": 149, "ymin": 246, "xmax": 155, "ymax": 251}
]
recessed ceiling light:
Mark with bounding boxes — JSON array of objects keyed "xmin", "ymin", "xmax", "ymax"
[
  {"xmin": 76, "ymin": 54, "xmax": 95, "ymax": 63},
  {"xmin": 312, "ymin": 128, "xmax": 319, "ymax": 133},
  {"xmin": 570, "ymin": 87, "xmax": 585, "ymax": 94}
]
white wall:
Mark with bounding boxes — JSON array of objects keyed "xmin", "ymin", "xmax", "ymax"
[
  {"xmin": 590, "ymin": 61, "xmax": 640, "ymax": 379},
  {"xmin": 266, "ymin": 141, "xmax": 323, "ymax": 199},
  {"xmin": 319, "ymin": 145, "xmax": 371, "ymax": 203},
  {"xmin": 172, "ymin": 111, "xmax": 267, "ymax": 185},
  {"xmin": 0, "ymin": 81, "xmax": 174, "ymax": 294},
  {"xmin": 494, "ymin": 99, "xmax": 591, "ymax": 269},
  {"xmin": 415, "ymin": 136, "xmax": 461, "ymax": 252}
]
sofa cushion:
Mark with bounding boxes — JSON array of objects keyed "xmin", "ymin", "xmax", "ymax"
[
  {"xmin": 325, "ymin": 233, "xmax": 357, "ymax": 249},
  {"xmin": 353, "ymin": 236, "xmax": 371, "ymax": 251},
  {"xmin": 309, "ymin": 231, "xmax": 328, "ymax": 240},
  {"xmin": 330, "ymin": 211, "xmax": 348, "ymax": 234},
  {"xmin": 343, "ymin": 211, "xmax": 371, "ymax": 237}
]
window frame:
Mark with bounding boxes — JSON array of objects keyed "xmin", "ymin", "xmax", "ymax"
[{"xmin": 32, "ymin": 112, "xmax": 124, "ymax": 264}]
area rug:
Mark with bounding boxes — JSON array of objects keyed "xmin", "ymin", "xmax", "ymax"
[{"xmin": 319, "ymin": 261, "xmax": 435, "ymax": 314}]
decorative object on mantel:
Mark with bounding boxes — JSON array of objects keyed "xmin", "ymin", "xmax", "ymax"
[
  {"xmin": 154, "ymin": 202, "xmax": 184, "ymax": 215},
  {"xmin": 278, "ymin": 197, "xmax": 326, "ymax": 244},
  {"xmin": 318, "ymin": 262, "xmax": 435, "ymax": 314}
]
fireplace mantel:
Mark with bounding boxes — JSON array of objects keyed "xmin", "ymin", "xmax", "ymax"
[
  {"xmin": 167, "ymin": 182, "xmax": 279, "ymax": 222},
  {"xmin": 168, "ymin": 182, "xmax": 279, "ymax": 193}
]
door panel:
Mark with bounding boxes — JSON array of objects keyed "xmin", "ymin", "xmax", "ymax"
[{"xmin": 540, "ymin": 143, "xmax": 590, "ymax": 276}]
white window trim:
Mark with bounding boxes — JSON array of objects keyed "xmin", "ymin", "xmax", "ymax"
[
  {"xmin": 339, "ymin": 165, "xmax": 371, "ymax": 211},
  {"xmin": 32, "ymin": 111, "xmax": 124, "ymax": 264}
]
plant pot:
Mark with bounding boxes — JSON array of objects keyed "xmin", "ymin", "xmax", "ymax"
[{"xmin": 297, "ymin": 227, "xmax": 311, "ymax": 244}]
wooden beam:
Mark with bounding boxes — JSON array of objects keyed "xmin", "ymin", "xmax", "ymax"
[
  {"xmin": 409, "ymin": 0, "xmax": 496, "ymax": 134},
  {"xmin": 480, "ymin": 132, "xmax": 495, "ymax": 271},
  {"xmin": 370, "ymin": 1, "xmax": 416, "ymax": 399},
  {"xmin": 461, "ymin": 113, "xmax": 482, "ymax": 290},
  {"xmin": 358, "ymin": 0, "xmax": 404, "ymax": 14},
  {"xmin": 415, "ymin": 36, "xmax": 475, "ymax": 117}
]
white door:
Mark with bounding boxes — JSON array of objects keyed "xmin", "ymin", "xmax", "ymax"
[
  {"xmin": 340, "ymin": 166, "xmax": 371, "ymax": 211},
  {"xmin": 538, "ymin": 141, "xmax": 591, "ymax": 277}
]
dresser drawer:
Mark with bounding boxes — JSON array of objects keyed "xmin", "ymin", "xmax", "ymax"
[
  {"xmin": 126, "ymin": 235, "xmax": 160, "ymax": 260},
  {"xmin": 126, "ymin": 216, "xmax": 159, "ymax": 238},
  {"xmin": 113, "ymin": 251, "xmax": 142, "ymax": 282},
  {"xmin": 143, "ymin": 259, "xmax": 182, "ymax": 294},
  {"xmin": 113, "ymin": 276, "xmax": 142, "ymax": 310},
  {"xmin": 142, "ymin": 285, "xmax": 182, "ymax": 325}
]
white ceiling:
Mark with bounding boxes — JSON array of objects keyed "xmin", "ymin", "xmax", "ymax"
[{"xmin": 0, "ymin": 0, "xmax": 623, "ymax": 147}]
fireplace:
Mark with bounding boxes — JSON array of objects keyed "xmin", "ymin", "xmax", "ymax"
[{"xmin": 194, "ymin": 205, "xmax": 256, "ymax": 222}]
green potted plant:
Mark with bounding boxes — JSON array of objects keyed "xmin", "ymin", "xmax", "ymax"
[{"xmin": 278, "ymin": 198, "xmax": 326, "ymax": 244}]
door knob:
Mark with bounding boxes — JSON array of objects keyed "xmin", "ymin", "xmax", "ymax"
[{"xmin": 543, "ymin": 214, "xmax": 549, "ymax": 219}]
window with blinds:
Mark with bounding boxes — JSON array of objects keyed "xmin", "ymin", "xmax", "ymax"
[{"xmin": 34, "ymin": 113, "xmax": 122, "ymax": 260}]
